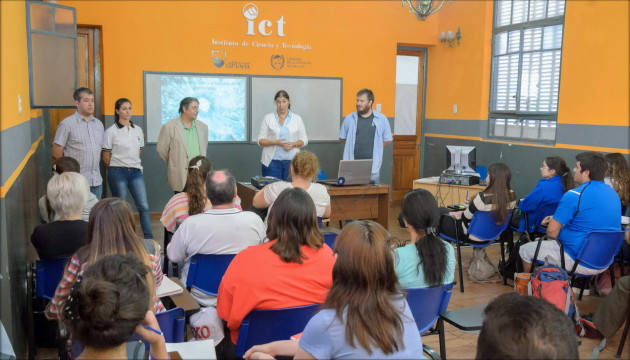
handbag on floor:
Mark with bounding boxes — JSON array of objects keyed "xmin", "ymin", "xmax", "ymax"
[{"xmin": 468, "ymin": 248, "xmax": 499, "ymax": 282}]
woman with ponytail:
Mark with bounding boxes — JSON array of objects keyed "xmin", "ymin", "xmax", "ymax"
[
  {"xmin": 396, "ymin": 189, "xmax": 456, "ymax": 288},
  {"xmin": 517, "ymin": 155, "xmax": 574, "ymax": 232},
  {"xmin": 160, "ymin": 156, "xmax": 242, "ymax": 232}
]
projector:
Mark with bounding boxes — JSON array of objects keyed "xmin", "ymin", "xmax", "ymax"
[
  {"xmin": 251, "ymin": 176, "xmax": 281, "ymax": 190},
  {"xmin": 439, "ymin": 172, "xmax": 480, "ymax": 186}
]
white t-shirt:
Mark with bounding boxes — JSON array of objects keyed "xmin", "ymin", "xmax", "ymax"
[
  {"xmin": 102, "ymin": 122, "xmax": 144, "ymax": 169},
  {"xmin": 264, "ymin": 181, "xmax": 330, "ymax": 218},
  {"xmin": 167, "ymin": 208, "xmax": 267, "ymax": 306}
]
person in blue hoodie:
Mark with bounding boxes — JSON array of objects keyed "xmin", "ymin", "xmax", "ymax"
[{"xmin": 517, "ymin": 155, "xmax": 574, "ymax": 233}]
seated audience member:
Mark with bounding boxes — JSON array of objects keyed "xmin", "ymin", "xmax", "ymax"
[
  {"xmin": 395, "ymin": 188, "xmax": 456, "ymax": 288},
  {"xmin": 31, "ymin": 172, "xmax": 89, "ymax": 259},
  {"xmin": 253, "ymin": 150, "xmax": 331, "ymax": 219},
  {"xmin": 516, "ymin": 155, "xmax": 574, "ymax": 232},
  {"xmin": 47, "ymin": 198, "xmax": 165, "ymax": 322},
  {"xmin": 39, "ymin": 156, "xmax": 98, "ymax": 223},
  {"xmin": 63, "ymin": 254, "xmax": 168, "ymax": 360},
  {"xmin": 161, "ymin": 156, "xmax": 242, "ymax": 232},
  {"xmin": 592, "ymin": 232, "xmax": 630, "ymax": 339},
  {"xmin": 604, "ymin": 152, "xmax": 630, "ymax": 214},
  {"xmin": 168, "ymin": 169, "xmax": 266, "ymax": 306},
  {"xmin": 218, "ymin": 187, "xmax": 335, "ymax": 344},
  {"xmin": 520, "ymin": 152, "xmax": 621, "ymax": 274},
  {"xmin": 440, "ymin": 163, "xmax": 516, "ymax": 242},
  {"xmin": 244, "ymin": 221, "xmax": 423, "ymax": 359},
  {"xmin": 475, "ymin": 292, "xmax": 578, "ymax": 359}
]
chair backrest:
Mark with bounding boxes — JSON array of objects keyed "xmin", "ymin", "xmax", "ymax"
[
  {"xmin": 235, "ymin": 304, "xmax": 321, "ymax": 357},
  {"xmin": 186, "ymin": 254, "xmax": 236, "ymax": 296},
  {"xmin": 573, "ymin": 231, "xmax": 625, "ymax": 271},
  {"xmin": 35, "ymin": 257, "xmax": 69, "ymax": 300},
  {"xmin": 529, "ymin": 202, "xmax": 559, "ymax": 232},
  {"xmin": 467, "ymin": 209, "xmax": 513, "ymax": 242},
  {"xmin": 323, "ymin": 232, "xmax": 337, "ymax": 249},
  {"xmin": 129, "ymin": 306, "xmax": 186, "ymax": 346},
  {"xmin": 406, "ymin": 283, "xmax": 455, "ymax": 334}
]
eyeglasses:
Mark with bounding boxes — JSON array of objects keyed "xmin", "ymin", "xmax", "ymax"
[{"xmin": 540, "ymin": 165, "xmax": 550, "ymax": 170}]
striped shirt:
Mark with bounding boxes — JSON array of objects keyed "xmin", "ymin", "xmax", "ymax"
[
  {"xmin": 53, "ymin": 111, "xmax": 104, "ymax": 186},
  {"xmin": 46, "ymin": 249, "xmax": 165, "ymax": 319},
  {"xmin": 160, "ymin": 192, "xmax": 242, "ymax": 232},
  {"xmin": 461, "ymin": 190, "xmax": 516, "ymax": 241}
]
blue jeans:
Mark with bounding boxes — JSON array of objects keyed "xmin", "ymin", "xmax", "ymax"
[
  {"xmin": 108, "ymin": 167, "xmax": 153, "ymax": 239},
  {"xmin": 262, "ymin": 160, "xmax": 291, "ymax": 181},
  {"xmin": 90, "ymin": 185, "xmax": 103, "ymax": 199}
]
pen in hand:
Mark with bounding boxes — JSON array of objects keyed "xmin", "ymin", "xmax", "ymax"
[{"xmin": 143, "ymin": 325, "xmax": 163, "ymax": 336}]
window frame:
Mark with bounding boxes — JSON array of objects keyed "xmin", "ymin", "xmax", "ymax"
[{"xmin": 488, "ymin": 0, "xmax": 566, "ymax": 144}]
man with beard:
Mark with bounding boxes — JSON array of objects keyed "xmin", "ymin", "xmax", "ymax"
[{"xmin": 339, "ymin": 88, "xmax": 393, "ymax": 183}]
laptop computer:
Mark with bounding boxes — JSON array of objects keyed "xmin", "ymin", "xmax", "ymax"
[{"xmin": 319, "ymin": 159, "xmax": 373, "ymax": 186}]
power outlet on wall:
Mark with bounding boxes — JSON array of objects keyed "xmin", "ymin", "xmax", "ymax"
[{"xmin": 452, "ymin": 104, "xmax": 458, "ymax": 114}]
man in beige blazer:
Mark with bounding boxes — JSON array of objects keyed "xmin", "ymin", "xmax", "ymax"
[{"xmin": 157, "ymin": 97, "xmax": 209, "ymax": 192}]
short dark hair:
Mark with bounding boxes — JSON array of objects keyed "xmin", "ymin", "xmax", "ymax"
[
  {"xmin": 356, "ymin": 88, "xmax": 375, "ymax": 103},
  {"xmin": 576, "ymin": 151, "xmax": 607, "ymax": 181},
  {"xmin": 267, "ymin": 187, "xmax": 323, "ymax": 264},
  {"xmin": 475, "ymin": 293, "xmax": 578, "ymax": 360},
  {"xmin": 205, "ymin": 169, "xmax": 236, "ymax": 206},
  {"xmin": 73, "ymin": 87, "xmax": 93, "ymax": 102},
  {"xmin": 55, "ymin": 156, "xmax": 80, "ymax": 174},
  {"xmin": 65, "ymin": 254, "xmax": 150, "ymax": 348},
  {"xmin": 178, "ymin": 97, "xmax": 199, "ymax": 115}
]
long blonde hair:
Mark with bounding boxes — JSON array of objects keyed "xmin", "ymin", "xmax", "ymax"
[{"xmin": 76, "ymin": 198, "xmax": 155, "ymax": 306}]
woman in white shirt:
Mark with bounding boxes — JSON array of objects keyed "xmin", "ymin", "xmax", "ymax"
[
  {"xmin": 102, "ymin": 98, "xmax": 153, "ymax": 239},
  {"xmin": 257, "ymin": 90, "xmax": 308, "ymax": 181},
  {"xmin": 253, "ymin": 150, "xmax": 331, "ymax": 219}
]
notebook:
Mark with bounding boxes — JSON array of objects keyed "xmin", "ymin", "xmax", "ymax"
[{"xmin": 156, "ymin": 276, "xmax": 184, "ymax": 297}]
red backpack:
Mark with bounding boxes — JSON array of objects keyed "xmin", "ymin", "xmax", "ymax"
[{"xmin": 528, "ymin": 264, "xmax": 579, "ymax": 322}]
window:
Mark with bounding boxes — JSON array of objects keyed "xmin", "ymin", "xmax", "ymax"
[
  {"xmin": 27, "ymin": 1, "xmax": 77, "ymax": 107},
  {"xmin": 489, "ymin": 0, "xmax": 565, "ymax": 143}
]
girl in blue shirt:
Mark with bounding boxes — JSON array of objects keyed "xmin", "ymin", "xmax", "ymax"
[{"xmin": 517, "ymin": 155, "xmax": 574, "ymax": 232}]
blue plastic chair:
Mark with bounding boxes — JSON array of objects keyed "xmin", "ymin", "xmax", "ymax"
[
  {"xmin": 531, "ymin": 231, "xmax": 626, "ymax": 300},
  {"xmin": 440, "ymin": 210, "xmax": 513, "ymax": 292},
  {"xmin": 185, "ymin": 254, "xmax": 236, "ymax": 296},
  {"xmin": 515, "ymin": 202, "xmax": 559, "ymax": 235},
  {"xmin": 35, "ymin": 257, "xmax": 69, "ymax": 300},
  {"xmin": 323, "ymin": 232, "xmax": 338, "ymax": 249},
  {"xmin": 406, "ymin": 282, "xmax": 455, "ymax": 359},
  {"xmin": 234, "ymin": 304, "xmax": 320, "ymax": 357},
  {"xmin": 476, "ymin": 165, "xmax": 488, "ymax": 182},
  {"xmin": 127, "ymin": 306, "xmax": 186, "ymax": 347}
]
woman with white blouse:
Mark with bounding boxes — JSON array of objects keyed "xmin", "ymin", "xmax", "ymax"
[
  {"xmin": 257, "ymin": 90, "xmax": 308, "ymax": 181},
  {"xmin": 102, "ymin": 98, "xmax": 153, "ymax": 239}
]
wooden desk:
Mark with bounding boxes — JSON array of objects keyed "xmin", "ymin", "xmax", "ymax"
[
  {"xmin": 237, "ymin": 182, "xmax": 391, "ymax": 229},
  {"xmin": 413, "ymin": 179, "xmax": 485, "ymax": 207},
  {"xmin": 166, "ymin": 277, "xmax": 200, "ymax": 314}
]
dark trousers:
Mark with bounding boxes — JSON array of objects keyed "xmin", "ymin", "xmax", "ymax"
[
  {"xmin": 594, "ymin": 275, "xmax": 630, "ymax": 338},
  {"xmin": 262, "ymin": 160, "xmax": 291, "ymax": 181},
  {"xmin": 439, "ymin": 207, "xmax": 467, "ymax": 242}
]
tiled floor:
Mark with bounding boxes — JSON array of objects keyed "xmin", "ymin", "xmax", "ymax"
[{"xmin": 36, "ymin": 201, "xmax": 628, "ymax": 359}]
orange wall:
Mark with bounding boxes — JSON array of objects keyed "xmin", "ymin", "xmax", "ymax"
[
  {"xmin": 63, "ymin": 0, "xmax": 441, "ymax": 117},
  {"xmin": 558, "ymin": 0, "xmax": 629, "ymax": 126},
  {"xmin": 1, "ymin": 0, "xmax": 32, "ymax": 130},
  {"xmin": 426, "ymin": 0, "xmax": 494, "ymax": 121}
]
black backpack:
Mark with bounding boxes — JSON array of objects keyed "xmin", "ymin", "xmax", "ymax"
[{"xmin": 498, "ymin": 232, "xmax": 531, "ymax": 280}]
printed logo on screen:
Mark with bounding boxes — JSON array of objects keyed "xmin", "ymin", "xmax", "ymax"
[
  {"xmin": 270, "ymin": 54, "xmax": 285, "ymax": 71},
  {"xmin": 212, "ymin": 51, "xmax": 226, "ymax": 68},
  {"xmin": 243, "ymin": 3, "xmax": 286, "ymax": 37}
]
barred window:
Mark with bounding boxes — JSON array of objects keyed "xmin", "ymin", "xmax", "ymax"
[{"xmin": 489, "ymin": 0, "xmax": 565, "ymax": 143}]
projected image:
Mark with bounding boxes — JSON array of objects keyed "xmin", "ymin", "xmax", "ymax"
[{"xmin": 160, "ymin": 75, "xmax": 246, "ymax": 141}]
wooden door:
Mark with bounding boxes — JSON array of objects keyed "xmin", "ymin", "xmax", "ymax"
[
  {"xmin": 49, "ymin": 26, "xmax": 103, "ymax": 140},
  {"xmin": 392, "ymin": 49, "xmax": 425, "ymax": 200}
]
